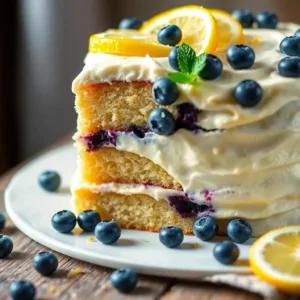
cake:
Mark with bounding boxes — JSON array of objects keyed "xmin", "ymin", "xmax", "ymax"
[{"xmin": 71, "ymin": 6, "xmax": 300, "ymax": 237}]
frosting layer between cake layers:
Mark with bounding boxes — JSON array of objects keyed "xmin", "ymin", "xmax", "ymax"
[{"xmin": 72, "ymin": 23, "xmax": 300, "ymax": 223}]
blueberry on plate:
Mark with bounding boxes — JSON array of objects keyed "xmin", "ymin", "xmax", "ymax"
[
  {"xmin": 51, "ymin": 210, "xmax": 76, "ymax": 233},
  {"xmin": 110, "ymin": 268, "xmax": 138, "ymax": 293},
  {"xmin": 38, "ymin": 170, "xmax": 61, "ymax": 192},
  {"xmin": 32, "ymin": 251, "xmax": 58, "ymax": 276},
  {"xmin": 118, "ymin": 18, "xmax": 143, "ymax": 30},
  {"xmin": 226, "ymin": 45, "xmax": 255, "ymax": 70},
  {"xmin": 148, "ymin": 108, "xmax": 175, "ymax": 136},
  {"xmin": 227, "ymin": 219, "xmax": 252, "ymax": 243},
  {"xmin": 234, "ymin": 80, "xmax": 263, "ymax": 108},
  {"xmin": 152, "ymin": 77, "xmax": 179, "ymax": 105},
  {"xmin": 256, "ymin": 11, "xmax": 278, "ymax": 29},
  {"xmin": 9, "ymin": 280, "xmax": 36, "ymax": 300},
  {"xmin": 0, "ymin": 212, "xmax": 5, "ymax": 230},
  {"xmin": 295, "ymin": 29, "xmax": 300, "ymax": 37},
  {"xmin": 159, "ymin": 226, "xmax": 184, "ymax": 248},
  {"xmin": 0, "ymin": 235, "xmax": 13, "ymax": 258},
  {"xmin": 280, "ymin": 36, "xmax": 300, "ymax": 57},
  {"xmin": 77, "ymin": 210, "xmax": 101, "ymax": 232},
  {"xmin": 168, "ymin": 47, "xmax": 180, "ymax": 71},
  {"xmin": 199, "ymin": 54, "xmax": 223, "ymax": 80},
  {"xmin": 232, "ymin": 10, "xmax": 255, "ymax": 28},
  {"xmin": 95, "ymin": 220, "xmax": 121, "ymax": 244},
  {"xmin": 278, "ymin": 56, "xmax": 300, "ymax": 78},
  {"xmin": 157, "ymin": 25, "xmax": 182, "ymax": 46},
  {"xmin": 193, "ymin": 216, "xmax": 218, "ymax": 241},
  {"xmin": 213, "ymin": 241, "xmax": 240, "ymax": 265}
]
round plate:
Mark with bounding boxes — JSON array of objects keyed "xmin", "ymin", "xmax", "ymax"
[{"xmin": 5, "ymin": 144, "xmax": 251, "ymax": 278}]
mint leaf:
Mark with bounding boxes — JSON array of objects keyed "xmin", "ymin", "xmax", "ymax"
[
  {"xmin": 168, "ymin": 72, "xmax": 197, "ymax": 84},
  {"xmin": 177, "ymin": 43, "xmax": 196, "ymax": 73},
  {"xmin": 192, "ymin": 53, "xmax": 207, "ymax": 74}
]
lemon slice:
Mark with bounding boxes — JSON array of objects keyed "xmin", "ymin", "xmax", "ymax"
[
  {"xmin": 140, "ymin": 5, "xmax": 218, "ymax": 54},
  {"xmin": 250, "ymin": 226, "xmax": 300, "ymax": 295},
  {"xmin": 89, "ymin": 29, "xmax": 171, "ymax": 57},
  {"xmin": 211, "ymin": 9, "xmax": 244, "ymax": 52}
]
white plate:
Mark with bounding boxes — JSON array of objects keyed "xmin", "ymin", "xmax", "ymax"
[{"xmin": 5, "ymin": 144, "xmax": 252, "ymax": 278}]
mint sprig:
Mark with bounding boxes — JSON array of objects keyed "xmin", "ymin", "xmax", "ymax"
[{"xmin": 168, "ymin": 43, "xmax": 207, "ymax": 84}]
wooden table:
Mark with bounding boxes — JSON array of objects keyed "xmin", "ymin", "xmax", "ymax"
[{"xmin": 0, "ymin": 139, "xmax": 275, "ymax": 299}]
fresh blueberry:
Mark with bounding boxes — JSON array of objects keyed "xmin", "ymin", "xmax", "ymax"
[
  {"xmin": 234, "ymin": 80, "xmax": 263, "ymax": 108},
  {"xmin": 148, "ymin": 108, "xmax": 175, "ymax": 136},
  {"xmin": 95, "ymin": 220, "xmax": 121, "ymax": 244},
  {"xmin": 9, "ymin": 281, "xmax": 36, "ymax": 300},
  {"xmin": 32, "ymin": 251, "xmax": 58, "ymax": 276},
  {"xmin": 199, "ymin": 54, "xmax": 223, "ymax": 80},
  {"xmin": 110, "ymin": 268, "xmax": 138, "ymax": 293},
  {"xmin": 295, "ymin": 29, "xmax": 300, "ymax": 37},
  {"xmin": 157, "ymin": 25, "xmax": 182, "ymax": 46},
  {"xmin": 280, "ymin": 36, "xmax": 300, "ymax": 57},
  {"xmin": 278, "ymin": 56, "xmax": 300, "ymax": 78},
  {"xmin": 256, "ymin": 12, "xmax": 278, "ymax": 29},
  {"xmin": 159, "ymin": 226, "xmax": 184, "ymax": 248},
  {"xmin": 232, "ymin": 10, "xmax": 255, "ymax": 28},
  {"xmin": 213, "ymin": 241, "xmax": 239, "ymax": 265},
  {"xmin": 226, "ymin": 45, "xmax": 255, "ymax": 70},
  {"xmin": 168, "ymin": 47, "xmax": 180, "ymax": 71},
  {"xmin": 227, "ymin": 219, "xmax": 252, "ymax": 243},
  {"xmin": 193, "ymin": 216, "xmax": 218, "ymax": 241},
  {"xmin": 0, "ymin": 212, "xmax": 5, "ymax": 230},
  {"xmin": 77, "ymin": 210, "xmax": 101, "ymax": 232},
  {"xmin": 118, "ymin": 18, "xmax": 143, "ymax": 30},
  {"xmin": 0, "ymin": 235, "xmax": 13, "ymax": 258},
  {"xmin": 152, "ymin": 77, "xmax": 179, "ymax": 105},
  {"xmin": 38, "ymin": 170, "xmax": 61, "ymax": 192},
  {"xmin": 51, "ymin": 210, "xmax": 76, "ymax": 233}
]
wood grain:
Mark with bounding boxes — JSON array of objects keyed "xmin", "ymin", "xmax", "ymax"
[{"xmin": 0, "ymin": 137, "xmax": 292, "ymax": 299}]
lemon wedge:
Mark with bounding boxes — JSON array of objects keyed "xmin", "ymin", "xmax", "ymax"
[
  {"xmin": 250, "ymin": 226, "xmax": 300, "ymax": 295},
  {"xmin": 89, "ymin": 29, "xmax": 171, "ymax": 57},
  {"xmin": 211, "ymin": 9, "xmax": 244, "ymax": 52},
  {"xmin": 140, "ymin": 5, "xmax": 218, "ymax": 54}
]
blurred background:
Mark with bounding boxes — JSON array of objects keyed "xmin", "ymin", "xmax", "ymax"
[{"xmin": 1, "ymin": 0, "xmax": 300, "ymax": 174}]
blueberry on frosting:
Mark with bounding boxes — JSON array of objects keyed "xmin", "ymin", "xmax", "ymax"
[
  {"xmin": 168, "ymin": 47, "xmax": 180, "ymax": 71},
  {"xmin": 152, "ymin": 77, "xmax": 179, "ymax": 105},
  {"xmin": 278, "ymin": 57, "xmax": 300, "ymax": 78},
  {"xmin": 234, "ymin": 80, "xmax": 263, "ymax": 108},
  {"xmin": 148, "ymin": 108, "xmax": 175, "ymax": 135},
  {"xmin": 256, "ymin": 11, "xmax": 278, "ymax": 29},
  {"xmin": 227, "ymin": 45, "xmax": 255, "ymax": 70},
  {"xmin": 232, "ymin": 9, "xmax": 255, "ymax": 28},
  {"xmin": 295, "ymin": 29, "xmax": 300, "ymax": 37},
  {"xmin": 157, "ymin": 24, "xmax": 182, "ymax": 46},
  {"xmin": 118, "ymin": 18, "xmax": 143, "ymax": 30},
  {"xmin": 199, "ymin": 54, "xmax": 223, "ymax": 80},
  {"xmin": 280, "ymin": 36, "xmax": 300, "ymax": 57}
]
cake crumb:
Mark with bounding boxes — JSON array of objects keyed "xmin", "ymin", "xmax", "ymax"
[
  {"xmin": 49, "ymin": 285, "xmax": 57, "ymax": 294},
  {"xmin": 193, "ymin": 243, "xmax": 201, "ymax": 249},
  {"xmin": 212, "ymin": 147, "xmax": 223, "ymax": 155},
  {"xmin": 67, "ymin": 267, "xmax": 82, "ymax": 278},
  {"xmin": 72, "ymin": 227, "xmax": 83, "ymax": 235},
  {"xmin": 87, "ymin": 237, "xmax": 96, "ymax": 242},
  {"xmin": 140, "ymin": 239, "xmax": 149, "ymax": 243}
]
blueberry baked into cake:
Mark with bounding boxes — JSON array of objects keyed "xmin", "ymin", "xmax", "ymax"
[{"xmin": 71, "ymin": 6, "xmax": 300, "ymax": 237}]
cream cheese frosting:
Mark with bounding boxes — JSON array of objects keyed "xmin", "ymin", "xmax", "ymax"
[{"xmin": 73, "ymin": 22, "xmax": 300, "ymax": 223}]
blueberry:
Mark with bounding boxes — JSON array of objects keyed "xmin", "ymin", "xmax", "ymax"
[
  {"xmin": 152, "ymin": 77, "xmax": 179, "ymax": 105},
  {"xmin": 199, "ymin": 54, "xmax": 223, "ymax": 80},
  {"xmin": 193, "ymin": 216, "xmax": 218, "ymax": 241},
  {"xmin": 278, "ymin": 56, "xmax": 300, "ymax": 78},
  {"xmin": 157, "ymin": 25, "xmax": 182, "ymax": 46},
  {"xmin": 0, "ymin": 212, "xmax": 5, "ymax": 230},
  {"xmin": 213, "ymin": 241, "xmax": 240, "ymax": 265},
  {"xmin": 51, "ymin": 210, "xmax": 76, "ymax": 233},
  {"xmin": 280, "ymin": 36, "xmax": 300, "ymax": 57},
  {"xmin": 295, "ymin": 29, "xmax": 300, "ymax": 37},
  {"xmin": 227, "ymin": 219, "xmax": 252, "ymax": 243},
  {"xmin": 148, "ymin": 108, "xmax": 175, "ymax": 136},
  {"xmin": 0, "ymin": 235, "xmax": 13, "ymax": 258},
  {"xmin": 95, "ymin": 221, "xmax": 121, "ymax": 244},
  {"xmin": 168, "ymin": 47, "xmax": 180, "ymax": 71},
  {"xmin": 159, "ymin": 226, "xmax": 184, "ymax": 248},
  {"xmin": 32, "ymin": 251, "xmax": 58, "ymax": 276},
  {"xmin": 110, "ymin": 268, "xmax": 138, "ymax": 293},
  {"xmin": 77, "ymin": 210, "xmax": 101, "ymax": 232},
  {"xmin": 234, "ymin": 80, "xmax": 263, "ymax": 108},
  {"xmin": 118, "ymin": 18, "xmax": 143, "ymax": 30},
  {"xmin": 226, "ymin": 45, "xmax": 255, "ymax": 70},
  {"xmin": 9, "ymin": 281, "xmax": 36, "ymax": 300},
  {"xmin": 232, "ymin": 10, "xmax": 255, "ymax": 28},
  {"xmin": 38, "ymin": 170, "xmax": 61, "ymax": 192},
  {"xmin": 256, "ymin": 12, "xmax": 278, "ymax": 29}
]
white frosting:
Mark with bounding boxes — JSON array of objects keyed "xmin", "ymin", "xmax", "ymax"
[{"xmin": 73, "ymin": 23, "xmax": 300, "ymax": 225}]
